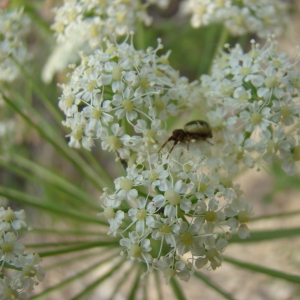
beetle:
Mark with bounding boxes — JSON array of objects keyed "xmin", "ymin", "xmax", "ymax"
[{"xmin": 158, "ymin": 120, "xmax": 212, "ymax": 158}]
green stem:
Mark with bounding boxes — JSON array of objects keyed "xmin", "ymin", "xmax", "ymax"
[
  {"xmin": 0, "ymin": 155, "xmax": 100, "ymax": 210},
  {"xmin": 30, "ymin": 252, "xmax": 120, "ymax": 299},
  {"xmin": 44, "ymin": 251, "xmax": 103, "ymax": 271},
  {"xmin": 39, "ymin": 242, "xmax": 118, "ymax": 258},
  {"xmin": 71, "ymin": 258, "xmax": 127, "ymax": 300},
  {"xmin": 250, "ymin": 210, "xmax": 300, "ymax": 221},
  {"xmin": 224, "ymin": 256, "xmax": 300, "ymax": 283},
  {"xmin": 229, "ymin": 227, "xmax": 300, "ymax": 243},
  {"xmin": 193, "ymin": 271, "xmax": 235, "ymax": 300},
  {"xmin": 9, "ymin": 55, "xmax": 63, "ymax": 125},
  {"xmin": 127, "ymin": 265, "xmax": 143, "ymax": 300},
  {"xmin": 207, "ymin": 26, "xmax": 229, "ymax": 75},
  {"xmin": 31, "ymin": 228, "xmax": 101, "ymax": 237},
  {"xmin": 135, "ymin": 20, "xmax": 146, "ymax": 51},
  {"xmin": 170, "ymin": 278, "xmax": 187, "ymax": 300},
  {"xmin": 1, "ymin": 93, "xmax": 114, "ymax": 191},
  {"xmin": 1, "ymin": 261, "xmax": 22, "ymax": 271},
  {"xmin": 0, "ymin": 186, "xmax": 107, "ymax": 225}
]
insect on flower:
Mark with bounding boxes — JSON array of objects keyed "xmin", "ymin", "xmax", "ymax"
[{"xmin": 158, "ymin": 120, "xmax": 212, "ymax": 157}]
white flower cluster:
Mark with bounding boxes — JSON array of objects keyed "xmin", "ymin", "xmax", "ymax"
[
  {"xmin": 60, "ymin": 37, "xmax": 256, "ymax": 283},
  {"xmin": 0, "ymin": 207, "xmax": 45, "ymax": 300},
  {"xmin": 43, "ymin": 0, "xmax": 171, "ymax": 83},
  {"xmin": 0, "ymin": 7, "xmax": 30, "ymax": 82},
  {"xmin": 59, "ymin": 36, "xmax": 191, "ymax": 153},
  {"xmin": 101, "ymin": 149, "xmax": 252, "ymax": 283},
  {"xmin": 195, "ymin": 37, "xmax": 300, "ymax": 176},
  {"xmin": 180, "ymin": 0, "xmax": 289, "ymax": 37},
  {"xmin": 51, "ymin": 0, "xmax": 153, "ymax": 49}
]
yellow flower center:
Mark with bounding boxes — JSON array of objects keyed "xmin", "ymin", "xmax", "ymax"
[
  {"xmin": 136, "ymin": 208, "xmax": 147, "ymax": 221},
  {"xmin": 107, "ymin": 135, "xmax": 121, "ymax": 150},
  {"xmin": 238, "ymin": 211, "xmax": 250, "ymax": 223},
  {"xmin": 159, "ymin": 224, "xmax": 171, "ymax": 234},
  {"xmin": 64, "ymin": 96, "xmax": 74, "ymax": 108},
  {"xmin": 92, "ymin": 107, "xmax": 102, "ymax": 119},
  {"xmin": 72, "ymin": 126, "xmax": 83, "ymax": 140},
  {"xmin": 120, "ymin": 178, "xmax": 134, "ymax": 191},
  {"xmin": 280, "ymin": 105, "xmax": 291, "ymax": 119},
  {"xmin": 164, "ymin": 189, "xmax": 181, "ymax": 205},
  {"xmin": 180, "ymin": 232, "xmax": 193, "ymax": 246},
  {"xmin": 292, "ymin": 145, "xmax": 300, "ymax": 161},
  {"xmin": 130, "ymin": 244, "xmax": 142, "ymax": 258},
  {"xmin": 2, "ymin": 242, "xmax": 13, "ymax": 252},
  {"xmin": 148, "ymin": 171, "xmax": 158, "ymax": 181},
  {"xmin": 220, "ymin": 177, "xmax": 233, "ymax": 188},
  {"xmin": 140, "ymin": 78, "xmax": 149, "ymax": 90},
  {"xmin": 3, "ymin": 208, "xmax": 15, "ymax": 222},
  {"xmin": 205, "ymin": 211, "xmax": 217, "ymax": 222},
  {"xmin": 239, "ymin": 67, "xmax": 251, "ymax": 76},
  {"xmin": 87, "ymin": 80, "xmax": 97, "ymax": 92},
  {"xmin": 199, "ymin": 182, "xmax": 207, "ymax": 193},
  {"xmin": 23, "ymin": 265, "xmax": 36, "ymax": 277},
  {"xmin": 163, "ymin": 268, "xmax": 176, "ymax": 278},
  {"xmin": 122, "ymin": 99, "xmax": 134, "ymax": 112},
  {"xmin": 104, "ymin": 207, "xmax": 115, "ymax": 219},
  {"xmin": 154, "ymin": 98, "xmax": 165, "ymax": 111},
  {"xmin": 112, "ymin": 65, "xmax": 123, "ymax": 80},
  {"xmin": 206, "ymin": 248, "xmax": 219, "ymax": 262},
  {"xmin": 250, "ymin": 112, "xmax": 262, "ymax": 125},
  {"xmin": 264, "ymin": 75, "xmax": 279, "ymax": 88}
]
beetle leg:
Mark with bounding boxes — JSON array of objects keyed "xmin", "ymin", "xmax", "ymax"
[
  {"xmin": 186, "ymin": 134, "xmax": 192, "ymax": 151},
  {"xmin": 116, "ymin": 150, "xmax": 128, "ymax": 170},
  {"xmin": 158, "ymin": 135, "xmax": 175, "ymax": 153},
  {"xmin": 167, "ymin": 139, "xmax": 180, "ymax": 158}
]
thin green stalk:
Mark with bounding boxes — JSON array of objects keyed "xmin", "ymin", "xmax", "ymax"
[
  {"xmin": 224, "ymin": 256, "xmax": 300, "ymax": 283},
  {"xmin": 154, "ymin": 270, "xmax": 163, "ymax": 300},
  {"xmin": 250, "ymin": 210, "xmax": 300, "ymax": 221},
  {"xmin": 25, "ymin": 240, "xmax": 105, "ymax": 249},
  {"xmin": 44, "ymin": 251, "xmax": 104, "ymax": 271},
  {"xmin": 71, "ymin": 258, "xmax": 127, "ymax": 300},
  {"xmin": 30, "ymin": 252, "xmax": 119, "ymax": 299},
  {"xmin": 39, "ymin": 242, "xmax": 118, "ymax": 258},
  {"xmin": 31, "ymin": 228, "xmax": 101, "ymax": 237},
  {"xmin": 207, "ymin": 26, "xmax": 229, "ymax": 75},
  {"xmin": 127, "ymin": 265, "xmax": 143, "ymax": 300},
  {"xmin": 9, "ymin": 55, "xmax": 63, "ymax": 124},
  {"xmin": 0, "ymin": 157, "xmax": 99, "ymax": 212},
  {"xmin": 229, "ymin": 227, "xmax": 300, "ymax": 243},
  {"xmin": 170, "ymin": 278, "xmax": 186, "ymax": 300},
  {"xmin": 6, "ymin": 154, "xmax": 100, "ymax": 209},
  {"xmin": 23, "ymin": 3, "xmax": 53, "ymax": 35},
  {"xmin": 11, "ymin": 87, "xmax": 114, "ymax": 189},
  {"xmin": 108, "ymin": 265, "xmax": 134, "ymax": 300},
  {"xmin": 1, "ymin": 261, "xmax": 22, "ymax": 271},
  {"xmin": 142, "ymin": 272, "xmax": 148, "ymax": 300},
  {"xmin": 0, "ymin": 186, "xmax": 107, "ymax": 225},
  {"xmin": 1, "ymin": 93, "xmax": 113, "ymax": 191},
  {"xmin": 135, "ymin": 20, "xmax": 146, "ymax": 51},
  {"xmin": 194, "ymin": 271, "xmax": 235, "ymax": 300}
]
